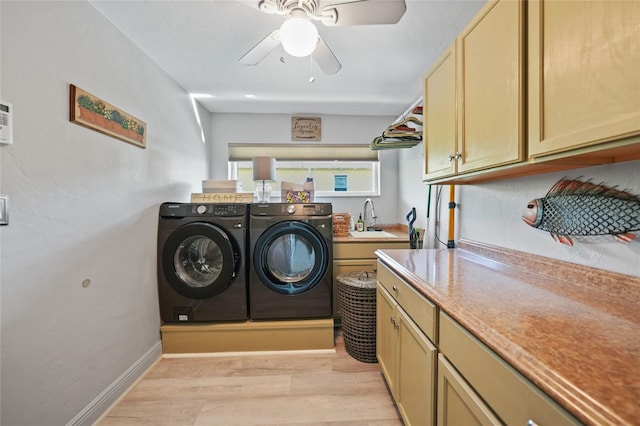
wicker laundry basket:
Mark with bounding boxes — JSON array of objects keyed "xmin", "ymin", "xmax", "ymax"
[{"xmin": 337, "ymin": 271, "xmax": 378, "ymax": 363}]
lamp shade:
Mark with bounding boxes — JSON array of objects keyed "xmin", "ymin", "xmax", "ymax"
[
  {"xmin": 280, "ymin": 18, "xmax": 318, "ymax": 57},
  {"xmin": 252, "ymin": 157, "xmax": 276, "ymax": 181}
]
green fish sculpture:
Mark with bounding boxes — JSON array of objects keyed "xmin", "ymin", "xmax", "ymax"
[{"xmin": 522, "ymin": 178, "xmax": 640, "ymax": 246}]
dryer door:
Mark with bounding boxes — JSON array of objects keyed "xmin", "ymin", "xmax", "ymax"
[
  {"xmin": 162, "ymin": 222, "xmax": 239, "ymax": 299},
  {"xmin": 253, "ymin": 221, "xmax": 329, "ymax": 295}
]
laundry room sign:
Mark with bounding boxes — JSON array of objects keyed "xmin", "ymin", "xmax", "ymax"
[{"xmin": 291, "ymin": 116, "xmax": 321, "ymax": 141}]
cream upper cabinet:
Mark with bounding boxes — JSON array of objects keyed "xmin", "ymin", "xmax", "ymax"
[
  {"xmin": 423, "ymin": 0, "xmax": 640, "ymax": 184},
  {"xmin": 528, "ymin": 0, "xmax": 640, "ymax": 157},
  {"xmin": 457, "ymin": 0, "xmax": 525, "ymax": 173},
  {"xmin": 423, "ymin": 43, "xmax": 457, "ymax": 180},
  {"xmin": 423, "ymin": 0, "xmax": 525, "ymax": 182}
]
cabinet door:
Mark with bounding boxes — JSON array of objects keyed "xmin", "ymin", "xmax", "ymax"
[
  {"xmin": 333, "ymin": 259, "xmax": 377, "ymax": 318},
  {"xmin": 457, "ymin": 0, "xmax": 525, "ymax": 173},
  {"xmin": 528, "ymin": 0, "xmax": 640, "ymax": 157},
  {"xmin": 397, "ymin": 307, "xmax": 437, "ymax": 426},
  {"xmin": 440, "ymin": 312, "xmax": 579, "ymax": 426},
  {"xmin": 376, "ymin": 285, "xmax": 398, "ymax": 397},
  {"xmin": 424, "ymin": 42, "xmax": 457, "ymax": 180},
  {"xmin": 437, "ymin": 354, "xmax": 501, "ymax": 426}
]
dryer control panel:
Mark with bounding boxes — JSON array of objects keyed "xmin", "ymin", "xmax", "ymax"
[{"xmin": 160, "ymin": 202, "xmax": 247, "ymax": 218}]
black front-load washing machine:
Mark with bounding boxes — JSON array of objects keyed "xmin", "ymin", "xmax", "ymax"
[
  {"xmin": 249, "ymin": 202, "xmax": 332, "ymax": 320},
  {"xmin": 157, "ymin": 202, "xmax": 248, "ymax": 323}
]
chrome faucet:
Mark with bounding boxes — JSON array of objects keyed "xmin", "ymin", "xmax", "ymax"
[{"xmin": 363, "ymin": 198, "xmax": 378, "ymax": 231}]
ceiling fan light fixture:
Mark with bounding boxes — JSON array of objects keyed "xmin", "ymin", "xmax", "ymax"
[{"xmin": 279, "ymin": 18, "xmax": 318, "ymax": 57}]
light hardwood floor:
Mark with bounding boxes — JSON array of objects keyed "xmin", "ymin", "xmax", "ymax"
[{"xmin": 98, "ymin": 331, "xmax": 402, "ymax": 425}]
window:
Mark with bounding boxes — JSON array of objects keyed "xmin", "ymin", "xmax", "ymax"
[{"xmin": 227, "ymin": 143, "xmax": 380, "ymax": 198}]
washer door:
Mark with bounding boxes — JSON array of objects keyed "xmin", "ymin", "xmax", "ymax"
[
  {"xmin": 253, "ymin": 221, "xmax": 329, "ymax": 295},
  {"xmin": 162, "ymin": 222, "xmax": 239, "ymax": 300}
]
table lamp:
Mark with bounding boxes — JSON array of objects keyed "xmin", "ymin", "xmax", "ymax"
[{"xmin": 253, "ymin": 156, "xmax": 276, "ymax": 202}]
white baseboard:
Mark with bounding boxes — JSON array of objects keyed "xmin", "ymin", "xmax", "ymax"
[
  {"xmin": 162, "ymin": 347, "xmax": 336, "ymax": 358},
  {"xmin": 66, "ymin": 341, "xmax": 162, "ymax": 426}
]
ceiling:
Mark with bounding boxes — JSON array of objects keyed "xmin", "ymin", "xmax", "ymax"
[{"xmin": 90, "ymin": 0, "xmax": 485, "ymax": 117}]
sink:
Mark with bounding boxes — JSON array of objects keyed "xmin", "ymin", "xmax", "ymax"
[{"xmin": 349, "ymin": 230, "xmax": 399, "ymax": 238}]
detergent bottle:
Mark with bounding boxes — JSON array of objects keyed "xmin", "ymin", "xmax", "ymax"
[{"xmin": 304, "ymin": 177, "xmax": 315, "ymax": 202}]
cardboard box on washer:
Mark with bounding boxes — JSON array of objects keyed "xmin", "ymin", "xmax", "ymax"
[{"xmin": 202, "ymin": 180, "xmax": 242, "ymax": 193}]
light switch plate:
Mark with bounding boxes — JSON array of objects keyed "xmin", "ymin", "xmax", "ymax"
[{"xmin": 0, "ymin": 196, "xmax": 8, "ymax": 225}]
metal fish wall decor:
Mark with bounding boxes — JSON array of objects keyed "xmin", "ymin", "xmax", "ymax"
[{"xmin": 522, "ymin": 178, "xmax": 640, "ymax": 246}]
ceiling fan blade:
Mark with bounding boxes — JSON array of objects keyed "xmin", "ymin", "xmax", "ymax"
[
  {"xmin": 321, "ymin": 0, "xmax": 406, "ymax": 26},
  {"xmin": 239, "ymin": 29, "xmax": 281, "ymax": 65},
  {"xmin": 313, "ymin": 36, "xmax": 342, "ymax": 75}
]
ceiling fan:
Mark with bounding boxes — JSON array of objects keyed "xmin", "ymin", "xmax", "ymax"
[{"xmin": 239, "ymin": 0, "xmax": 407, "ymax": 75}]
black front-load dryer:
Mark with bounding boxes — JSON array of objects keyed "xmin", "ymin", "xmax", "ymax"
[
  {"xmin": 249, "ymin": 202, "xmax": 332, "ymax": 320},
  {"xmin": 157, "ymin": 202, "xmax": 248, "ymax": 323}
]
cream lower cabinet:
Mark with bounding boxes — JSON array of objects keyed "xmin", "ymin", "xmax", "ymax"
[
  {"xmin": 397, "ymin": 307, "xmax": 437, "ymax": 426},
  {"xmin": 376, "ymin": 264, "xmax": 437, "ymax": 426},
  {"xmin": 376, "ymin": 284, "xmax": 398, "ymax": 394},
  {"xmin": 377, "ymin": 260, "xmax": 581, "ymax": 426},
  {"xmin": 439, "ymin": 312, "xmax": 580, "ymax": 426},
  {"xmin": 333, "ymin": 241, "xmax": 407, "ymax": 319},
  {"xmin": 438, "ymin": 354, "xmax": 501, "ymax": 426}
]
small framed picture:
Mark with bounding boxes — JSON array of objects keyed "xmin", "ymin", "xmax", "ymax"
[
  {"xmin": 334, "ymin": 174, "xmax": 348, "ymax": 192},
  {"xmin": 70, "ymin": 84, "xmax": 147, "ymax": 148},
  {"xmin": 0, "ymin": 196, "xmax": 8, "ymax": 225}
]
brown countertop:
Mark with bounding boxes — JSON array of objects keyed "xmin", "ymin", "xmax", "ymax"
[{"xmin": 375, "ymin": 239, "xmax": 640, "ymax": 426}]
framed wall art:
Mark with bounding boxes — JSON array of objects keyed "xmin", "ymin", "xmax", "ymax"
[
  {"xmin": 69, "ymin": 84, "xmax": 147, "ymax": 148},
  {"xmin": 291, "ymin": 116, "xmax": 321, "ymax": 141}
]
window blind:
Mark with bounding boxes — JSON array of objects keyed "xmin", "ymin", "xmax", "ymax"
[{"xmin": 228, "ymin": 143, "xmax": 379, "ymax": 162}]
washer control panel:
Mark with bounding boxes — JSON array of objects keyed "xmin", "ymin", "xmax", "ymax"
[{"xmin": 251, "ymin": 202, "xmax": 332, "ymax": 217}]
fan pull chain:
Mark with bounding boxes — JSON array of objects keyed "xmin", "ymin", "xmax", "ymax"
[{"xmin": 308, "ymin": 55, "xmax": 315, "ymax": 83}]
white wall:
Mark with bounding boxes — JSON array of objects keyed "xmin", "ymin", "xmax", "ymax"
[
  {"xmin": 397, "ymin": 142, "xmax": 431, "ymax": 241},
  {"xmin": 3, "ymin": 1, "xmax": 635, "ymax": 424},
  {"xmin": 209, "ymin": 113, "xmax": 401, "ymax": 223},
  {"xmin": 0, "ymin": 2, "xmax": 210, "ymax": 424},
  {"xmin": 457, "ymin": 161, "xmax": 640, "ymax": 277},
  {"xmin": 397, "ymin": 142, "xmax": 640, "ymax": 276}
]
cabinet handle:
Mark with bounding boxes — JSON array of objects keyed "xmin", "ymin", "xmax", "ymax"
[
  {"xmin": 392, "ymin": 285, "xmax": 398, "ymax": 292},
  {"xmin": 449, "ymin": 152, "xmax": 462, "ymax": 161},
  {"xmin": 448, "ymin": 154, "xmax": 456, "ymax": 162},
  {"xmin": 390, "ymin": 317, "xmax": 399, "ymax": 329},
  {"xmin": 527, "ymin": 421, "xmax": 539, "ymax": 426}
]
